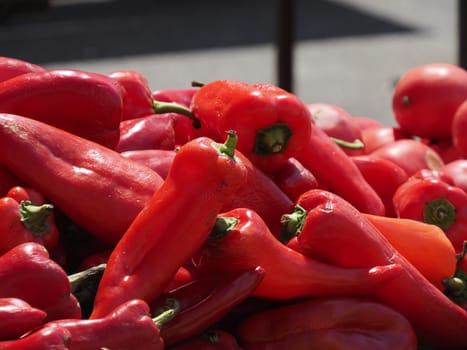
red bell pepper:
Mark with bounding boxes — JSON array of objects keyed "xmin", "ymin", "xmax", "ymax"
[
  {"xmin": 167, "ymin": 330, "xmax": 241, "ymax": 350},
  {"xmin": 90, "ymin": 131, "xmax": 248, "ymax": 318},
  {"xmin": 0, "ymin": 69, "xmax": 125, "ymax": 149},
  {"xmin": 370, "ymin": 138, "xmax": 444, "ymax": 177},
  {"xmin": 193, "ymin": 207, "xmax": 402, "ymax": 300},
  {"xmin": 0, "ymin": 326, "xmax": 71, "ymax": 349},
  {"xmin": 0, "ymin": 56, "xmax": 46, "ymax": 83},
  {"xmin": 120, "ymin": 149, "xmax": 176, "ymax": 180},
  {"xmin": 352, "ymin": 155, "xmax": 409, "ymax": 217},
  {"xmin": 115, "ymin": 113, "xmax": 176, "ymax": 152},
  {"xmin": 190, "ymin": 79, "xmax": 313, "ymax": 173},
  {"xmin": 237, "ymin": 297, "xmax": 417, "ymax": 350},
  {"xmin": 107, "ymin": 69, "xmax": 155, "ymax": 120},
  {"xmin": 295, "ymin": 126, "xmax": 385, "ymax": 215},
  {"xmin": 393, "ymin": 177, "xmax": 467, "ymax": 253},
  {"xmin": 281, "ymin": 189, "xmax": 467, "ymax": 349},
  {"xmin": 157, "ymin": 266, "xmax": 265, "ymax": 346},
  {"xmin": 0, "ymin": 113, "xmax": 164, "ymax": 244},
  {"xmin": 0, "ymin": 297, "xmax": 47, "ymax": 340},
  {"xmin": 28, "ymin": 299, "xmax": 175, "ymax": 350},
  {"xmin": 0, "ymin": 242, "xmax": 81, "ymax": 320}
]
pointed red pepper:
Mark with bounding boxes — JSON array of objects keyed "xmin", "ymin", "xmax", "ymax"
[
  {"xmin": 0, "ymin": 113, "xmax": 164, "ymax": 244},
  {"xmin": 193, "ymin": 207, "xmax": 402, "ymax": 300},
  {"xmin": 281, "ymin": 189, "xmax": 467, "ymax": 349},
  {"xmin": 32, "ymin": 299, "xmax": 175, "ymax": 350},
  {"xmin": 0, "ymin": 326, "xmax": 71, "ymax": 349},
  {"xmin": 90, "ymin": 131, "xmax": 248, "ymax": 318}
]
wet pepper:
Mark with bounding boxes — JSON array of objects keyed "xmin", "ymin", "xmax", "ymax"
[
  {"xmin": 393, "ymin": 177, "xmax": 467, "ymax": 253},
  {"xmin": 193, "ymin": 207, "xmax": 402, "ymax": 300},
  {"xmin": 90, "ymin": 131, "xmax": 248, "ymax": 318},
  {"xmin": 0, "ymin": 113, "xmax": 164, "ymax": 244}
]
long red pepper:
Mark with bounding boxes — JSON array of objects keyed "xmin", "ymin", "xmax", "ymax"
[
  {"xmin": 90, "ymin": 131, "xmax": 248, "ymax": 318},
  {"xmin": 295, "ymin": 126, "xmax": 385, "ymax": 215},
  {"xmin": 192, "ymin": 207, "xmax": 402, "ymax": 300},
  {"xmin": 159, "ymin": 266, "xmax": 265, "ymax": 346},
  {"xmin": 32, "ymin": 299, "xmax": 175, "ymax": 350},
  {"xmin": 0, "ymin": 298, "xmax": 47, "ymax": 340},
  {"xmin": 0, "ymin": 69, "xmax": 124, "ymax": 149},
  {"xmin": 0, "ymin": 113, "xmax": 164, "ymax": 244},
  {"xmin": 283, "ymin": 189, "xmax": 467, "ymax": 349},
  {"xmin": 0, "ymin": 326, "xmax": 71, "ymax": 349},
  {"xmin": 237, "ymin": 297, "xmax": 417, "ymax": 350}
]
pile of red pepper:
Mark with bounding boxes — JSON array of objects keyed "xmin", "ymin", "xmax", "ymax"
[{"xmin": 0, "ymin": 56, "xmax": 466, "ymax": 349}]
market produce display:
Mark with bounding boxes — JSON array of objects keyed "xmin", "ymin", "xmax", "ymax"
[{"xmin": 0, "ymin": 56, "xmax": 466, "ymax": 349}]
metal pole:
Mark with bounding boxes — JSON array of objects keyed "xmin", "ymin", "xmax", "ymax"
[
  {"xmin": 459, "ymin": 0, "xmax": 467, "ymax": 68},
  {"xmin": 276, "ymin": 0, "xmax": 295, "ymax": 92}
]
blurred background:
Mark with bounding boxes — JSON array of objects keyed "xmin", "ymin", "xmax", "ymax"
[{"xmin": 0, "ymin": 0, "xmax": 458, "ymax": 125}]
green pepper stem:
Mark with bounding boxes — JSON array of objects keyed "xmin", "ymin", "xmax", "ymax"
[
  {"xmin": 423, "ymin": 197, "xmax": 456, "ymax": 231},
  {"xmin": 20, "ymin": 200, "xmax": 54, "ymax": 236},
  {"xmin": 330, "ymin": 137, "xmax": 364, "ymax": 149},
  {"xmin": 210, "ymin": 216, "xmax": 238, "ymax": 240},
  {"xmin": 217, "ymin": 130, "xmax": 238, "ymax": 159},
  {"xmin": 280, "ymin": 204, "xmax": 307, "ymax": 243},
  {"xmin": 68, "ymin": 263, "xmax": 107, "ymax": 294},
  {"xmin": 153, "ymin": 299, "xmax": 179, "ymax": 329},
  {"xmin": 254, "ymin": 123, "xmax": 292, "ymax": 155},
  {"xmin": 152, "ymin": 100, "xmax": 201, "ymax": 129}
]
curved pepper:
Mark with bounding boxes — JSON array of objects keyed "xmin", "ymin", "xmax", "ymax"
[
  {"xmin": 193, "ymin": 207, "xmax": 402, "ymax": 300},
  {"xmin": 0, "ymin": 326, "xmax": 71, "ymax": 349},
  {"xmin": 295, "ymin": 126, "xmax": 385, "ymax": 215},
  {"xmin": 0, "ymin": 69, "xmax": 124, "ymax": 149},
  {"xmin": 393, "ymin": 177, "xmax": 467, "ymax": 253},
  {"xmin": 90, "ymin": 131, "xmax": 248, "ymax": 318},
  {"xmin": 32, "ymin": 299, "xmax": 174, "ymax": 350},
  {"xmin": 237, "ymin": 297, "xmax": 417, "ymax": 350},
  {"xmin": 282, "ymin": 189, "xmax": 467, "ymax": 349},
  {"xmin": 0, "ymin": 113, "xmax": 164, "ymax": 244},
  {"xmin": 157, "ymin": 266, "xmax": 265, "ymax": 346}
]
